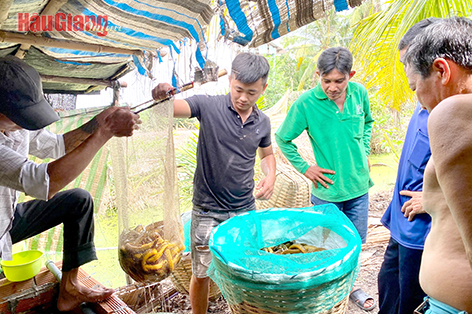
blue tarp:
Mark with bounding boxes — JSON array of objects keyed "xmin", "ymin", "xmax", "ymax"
[{"xmin": 0, "ymin": 0, "xmax": 364, "ymax": 93}]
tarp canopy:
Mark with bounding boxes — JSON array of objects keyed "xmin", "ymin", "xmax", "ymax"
[{"xmin": 0, "ymin": 0, "xmax": 365, "ymax": 94}]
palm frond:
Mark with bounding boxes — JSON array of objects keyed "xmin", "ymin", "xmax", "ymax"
[{"xmin": 350, "ymin": 0, "xmax": 472, "ymax": 111}]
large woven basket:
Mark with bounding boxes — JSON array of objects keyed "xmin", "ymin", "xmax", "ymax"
[
  {"xmin": 219, "ymin": 265, "xmax": 354, "ymax": 314},
  {"xmin": 209, "ymin": 207, "xmax": 362, "ymax": 314},
  {"xmin": 256, "ymin": 163, "xmax": 311, "ymax": 210},
  {"xmin": 169, "ymin": 252, "xmax": 221, "ymax": 301},
  {"xmin": 229, "ymin": 294, "xmax": 349, "ymax": 314}
]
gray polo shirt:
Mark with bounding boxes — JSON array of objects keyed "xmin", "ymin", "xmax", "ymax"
[{"xmin": 186, "ymin": 93, "xmax": 271, "ymax": 211}]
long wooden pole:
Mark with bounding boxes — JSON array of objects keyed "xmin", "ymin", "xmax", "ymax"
[
  {"xmin": 0, "ymin": 30, "xmax": 145, "ymax": 57},
  {"xmin": 40, "ymin": 74, "xmax": 115, "ymax": 86}
]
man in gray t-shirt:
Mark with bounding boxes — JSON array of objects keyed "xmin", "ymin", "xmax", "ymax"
[{"xmin": 152, "ymin": 52, "xmax": 276, "ymax": 314}]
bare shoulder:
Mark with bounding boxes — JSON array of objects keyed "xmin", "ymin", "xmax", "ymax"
[
  {"xmin": 429, "ymin": 94, "xmax": 472, "ymax": 158},
  {"xmin": 430, "ymin": 94, "xmax": 472, "ymax": 124}
]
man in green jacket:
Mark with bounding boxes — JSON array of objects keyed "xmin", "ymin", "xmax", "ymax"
[{"xmin": 275, "ymin": 46, "xmax": 375, "ymax": 310}]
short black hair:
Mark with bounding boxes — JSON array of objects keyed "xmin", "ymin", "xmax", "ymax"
[
  {"xmin": 231, "ymin": 53, "xmax": 270, "ymax": 85},
  {"xmin": 404, "ymin": 17, "xmax": 472, "ymax": 78},
  {"xmin": 398, "ymin": 18, "xmax": 440, "ymax": 51},
  {"xmin": 317, "ymin": 47, "xmax": 353, "ymax": 76}
]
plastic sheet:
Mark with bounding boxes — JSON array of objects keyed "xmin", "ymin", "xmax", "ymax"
[{"xmin": 208, "ymin": 204, "xmax": 362, "ymax": 312}]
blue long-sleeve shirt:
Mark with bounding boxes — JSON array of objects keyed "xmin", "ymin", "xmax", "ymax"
[{"xmin": 381, "ymin": 103, "xmax": 431, "ymax": 250}]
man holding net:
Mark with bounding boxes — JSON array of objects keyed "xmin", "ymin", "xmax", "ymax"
[
  {"xmin": 0, "ymin": 56, "xmax": 141, "ymax": 311},
  {"xmin": 152, "ymin": 52, "xmax": 276, "ymax": 314}
]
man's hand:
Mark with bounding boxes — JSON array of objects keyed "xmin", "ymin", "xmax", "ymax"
[
  {"xmin": 304, "ymin": 165, "xmax": 335, "ymax": 189},
  {"xmin": 100, "ymin": 107, "xmax": 141, "ymax": 137},
  {"xmin": 255, "ymin": 174, "xmax": 276, "ymax": 200},
  {"xmin": 95, "ymin": 106, "xmax": 119, "ymax": 128},
  {"xmin": 152, "ymin": 83, "xmax": 175, "ymax": 101},
  {"xmin": 400, "ymin": 190, "xmax": 426, "ymax": 221}
]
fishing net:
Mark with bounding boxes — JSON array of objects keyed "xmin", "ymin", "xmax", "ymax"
[
  {"xmin": 113, "ymin": 99, "xmax": 184, "ymax": 283},
  {"xmin": 208, "ymin": 204, "xmax": 361, "ymax": 313}
]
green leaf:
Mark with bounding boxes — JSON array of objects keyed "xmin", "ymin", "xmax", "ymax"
[{"xmin": 350, "ymin": 0, "xmax": 472, "ymax": 111}]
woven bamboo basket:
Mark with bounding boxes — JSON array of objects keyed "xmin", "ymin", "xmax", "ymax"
[
  {"xmin": 209, "ymin": 207, "xmax": 361, "ymax": 314},
  {"xmin": 256, "ymin": 163, "xmax": 311, "ymax": 210},
  {"xmin": 229, "ymin": 295, "xmax": 349, "ymax": 314},
  {"xmin": 115, "ymin": 282, "xmax": 161, "ymax": 311},
  {"xmin": 218, "ymin": 263, "xmax": 355, "ymax": 314},
  {"xmin": 169, "ymin": 252, "xmax": 221, "ymax": 301}
]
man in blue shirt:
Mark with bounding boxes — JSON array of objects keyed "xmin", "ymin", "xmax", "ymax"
[{"xmin": 378, "ymin": 18, "xmax": 439, "ymax": 314}]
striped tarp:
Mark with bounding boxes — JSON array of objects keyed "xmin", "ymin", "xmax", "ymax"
[
  {"xmin": 1, "ymin": 0, "xmax": 213, "ymax": 52},
  {"xmin": 219, "ymin": 0, "xmax": 366, "ymax": 47},
  {"xmin": 1, "ymin": 0, "xmax": 366, "ymax": 93},
  {"xmin": 0, "ymin": 0, "xmax": 214, "ymax": 92},
  {"xmin": 0, "ymin": 0, "xmax": 367, "ymax": 57}
]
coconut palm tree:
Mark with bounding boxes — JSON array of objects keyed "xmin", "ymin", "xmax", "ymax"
[{"xmin": 350, "ymin": 0, "xmax": 472, "ymax": 111}]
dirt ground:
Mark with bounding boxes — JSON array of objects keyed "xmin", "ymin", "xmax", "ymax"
[
  {"xmin": 347, "ymin": 189, "xmax": 392, "ymax": 314},
  {"xmin": 129, "ymin": 189, "xmax": 393, "ymax": 314}
]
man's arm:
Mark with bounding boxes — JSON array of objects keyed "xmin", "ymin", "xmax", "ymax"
[
  {"xmin": 274, "ymin": 102, "xmax": 309, "ymax": 174},
  {"xmin": 62, "ymin": 116, "xmax": 100, "ymax": 154},
  {"xmin": 47, "ymin": 107, "xmax": 139, "ymax": 198},
  {"xmin": 275, "ymin": 102, "xmax": 335, "ymax": 189},
  {"xmin": 429, "ymin": 95, "xmax": 472, "ymax": 268},
  {"xmin": 151, "ymin": 83, "xmax": 191, "ymax": 118},
  {"xmin": 62, "ymin": 106, "xmax": 145, "ymax": 152},
  {"xmin": 173, "ymin": 99, "xmax": 191, "ymax": 118},
  {"xmin": 255, "ymin": 145, "xmax": 276, "ymax": 200}
]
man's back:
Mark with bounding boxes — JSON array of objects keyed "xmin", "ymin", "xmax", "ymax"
[{"xmin": 421, "ymin": 94, "xmax": 472, "ymax": 311}]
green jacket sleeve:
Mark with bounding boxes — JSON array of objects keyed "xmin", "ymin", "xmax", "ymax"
[
  {"xmin": 275, "ymin": 100, "xmax": 311, "ymax": 174},
  {"xmin": 362, "ymin": 89, "xmax": 374, "ymax": 156}
]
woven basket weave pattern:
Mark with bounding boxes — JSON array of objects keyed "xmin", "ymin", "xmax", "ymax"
[
  {"xmin": 218, "ymin": 268, "xmax": 354, "ymax": 314},
  {"xmin": 229, "ymin": 295, "xmax": 349, "ymax": 314},
  {"xmin": 256, "ymin": 163, "xmax": 311, "ymax": 210},
  {"xmin": 209, "ymin": 206, "xmax": 361, "ymax": 314},
  {"xmin": 170, "ymin": 252, "xmax": 221, "ymax": 301}
]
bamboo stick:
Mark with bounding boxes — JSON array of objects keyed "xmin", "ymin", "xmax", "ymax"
[
  {"xmin": 0, "ymin": 30, "xmax": 144, "ymax": 57},
  {"xmin": 40, "ymin": 74, "xmax": 114, "ymax": 86}
]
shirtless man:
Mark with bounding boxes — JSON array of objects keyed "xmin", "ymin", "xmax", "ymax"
[{"xmin": 402, "ymin": 16, "xmax": 472, "ymax": 313}]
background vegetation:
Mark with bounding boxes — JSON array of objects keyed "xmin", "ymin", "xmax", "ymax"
[
  {"xmin": 22, "ymin": 0, "xmax": 472, "ymax": 289},
  {"xmin": 104, "ymin": 0, "xmax": 472, "ymax": 288},
  {"xmin": 176, "ymin": 0, "xmax": 472, "ymax": 207}
]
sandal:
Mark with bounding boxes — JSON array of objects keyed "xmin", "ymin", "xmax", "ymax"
[{"xmin": 349, "ymin": 288, "xmax": 376, "ymax": 311}]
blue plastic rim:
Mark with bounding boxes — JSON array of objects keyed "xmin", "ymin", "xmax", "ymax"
[{"xmin": 208, "ymin": 205, "xmax": 362, "ymax": 284}]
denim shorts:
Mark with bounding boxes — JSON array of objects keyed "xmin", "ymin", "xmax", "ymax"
[
  {"xmin": 190, "ymin": 203, "xmax": 256, "ymax": 278},
  {"xmin": 421, "ymin": 297, "xmax": 468, "ymax": 314},
  {"xmin": 311, "ymin": 193, "xmax": 369, "ymax": 243}
]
